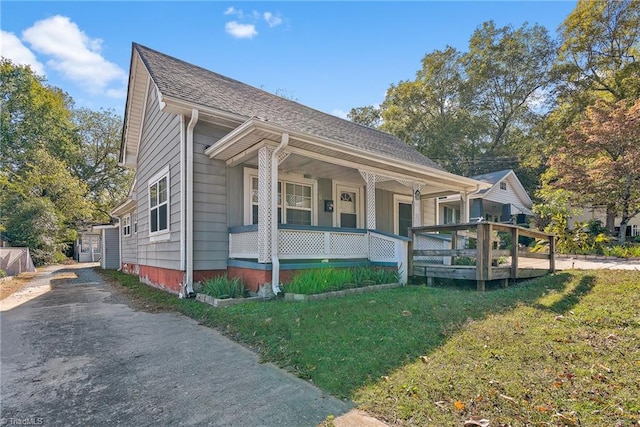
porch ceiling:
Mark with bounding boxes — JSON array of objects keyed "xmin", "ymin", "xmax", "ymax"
[{"xmin": 204, "ymin": 118, "xmax": 487, "ymax": 195}]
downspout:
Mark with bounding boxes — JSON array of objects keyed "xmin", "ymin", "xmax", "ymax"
[
  {"xmin": 117, "ymin": 219, "xmax": 123, "ymax": 271},
  {"xmin": 180, "ymin": 115, "xmax": 186, "ymax": 287},
  {"xmin": 185, "ymin": 109, "xmax": 199, "ymax": 297},
  {"xmin": 271, "ymin": 133, "xmax": 289, "ymax": 295}
]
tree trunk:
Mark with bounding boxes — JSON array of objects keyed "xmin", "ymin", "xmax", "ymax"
[
  {"xmin": 618, "ymin": 218, "xmax": 628, "ymax": 244},
  {"xmin": 606, "ymin": 205, "xmax": 616, "ymax": 236}
]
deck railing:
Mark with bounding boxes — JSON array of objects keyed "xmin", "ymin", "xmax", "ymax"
[{"xmin": 408, "ymin": 222, "xmax": 555, "ymax": 291}]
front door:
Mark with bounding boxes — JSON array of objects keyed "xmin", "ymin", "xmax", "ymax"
[
  {"xmin": 336, "ymin": 185, "xmax": 360, "ymax": 228},
  {"xmin": 394, "ymin": 195, "xmax": 413, "ymax": 237},
  {"xmin": 398, "ymin": 203, "xmax": 412, "ymax": 237}
]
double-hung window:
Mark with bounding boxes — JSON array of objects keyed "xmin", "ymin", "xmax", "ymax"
[
  {"xmin": 284, "ymin": 183, "xmax": 312, "ymax": 225},
  {"xmin": 247, "ymin": 170, "xmax": 314, "ymax": 226},
  {"xmin": 123, "ymin": 214, "xmax": 131, "ymax": 237},
  {"xmin": 149, "ymin": 167, "xmax": 170, "ymax": 236}
]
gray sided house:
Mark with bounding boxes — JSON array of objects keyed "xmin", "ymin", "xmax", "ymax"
[
  {"xmin": 75, "ymin": 225, "xmax": 120, "ymax": 269},
  {"xmin": 436, "ymin": 170, "xmax": 534, "ymax": 225},
  {"xmin": 113, "ymin": 43, "xmax": 487, "ymax": 296}
]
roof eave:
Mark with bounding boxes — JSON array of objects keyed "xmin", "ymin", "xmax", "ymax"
[{"xmin": 204, "ymin": 117, "xmax": 487, "ymax": 192}]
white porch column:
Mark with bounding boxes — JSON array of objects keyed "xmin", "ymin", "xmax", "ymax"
[
  {"xmin": 413, "ymin": 183, "xmax": 422, "ymax": 228},
  {"xmin": 460, "ymin": 191, "xmax": 470, "ymax": 223},
  {"xmin": 257, "ymin": 145, "xmax": 274, "ymax": 263},
  {"xmin": 359, "ymin": 170, "xmax": 377, "ymax": 229}
]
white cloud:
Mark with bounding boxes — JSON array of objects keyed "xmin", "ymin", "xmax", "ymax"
[
  {"xmin": 224, "ymin": 6, "xmax": 242, "ymax": 18},
  {"xmin": 263, "ymin": 12, "xmax": 283, "ymax": 28},
  {"xmin": 22, "ymin": 15, "xmax": 126, "ymax": 96},
  {"xmin": 223, "ymin": 6, "xmax": 284, "ymax": 38},
  {"xmin": 0, "ymin": 30, "xmax": 45, "ymax": 75},
  {"xmin": 331, "ymin": 109, "xmax": 349, "ymax": 119},
  {"xmin": 225, "ymin": 21, "xmax": 258, "ymax": 39},
  {"xmin": 106, "ymin": 88, "xmax": 127, "ymax": 99}
]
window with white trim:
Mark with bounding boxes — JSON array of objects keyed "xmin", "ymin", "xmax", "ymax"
[
  {"xmin": 123, "ymin": 214, "xmax": 131, "ymax": 237},
  {"xmin": 285, "ymin": 183, "xmax": 312, "ymax": 225},
  {"xmin": 500, "ymin": 182, "xmax": 507, "ymax": 190},
  {"xmin": 247, "ymin": 170, "xmax": 314, "ymax": 226},
  {"xmin": 149, "ymin": 169, "xmax": 169, "ymax": 235}
]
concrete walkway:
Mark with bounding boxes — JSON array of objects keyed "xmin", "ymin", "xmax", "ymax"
[{"xmin": 0, "ymin": 264, "xmax": 351, "ymax": 426}]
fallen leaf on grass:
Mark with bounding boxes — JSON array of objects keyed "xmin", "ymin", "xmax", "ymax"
[
  {"xmin": 553, "ymin": 412, "xmax": 578, "ymax": 426},
  {"xmin": 420, "ymin": 356, "xmax": 429, "ymax": 364},
  {"xmin": 554, "ymin": 315, "xmax": 564, "ymax": 321},
  {"xmin": 402, "ymin": 310, "xmax": 412, "ymax": 316},
  {"xmin": 499, "ymin": 394, "xmax": 517, "ymax": 404},
  {"xmin": 464, "ymin": 416, "xmax": 490, "ymax": 427},
  {"xmin": 454, "ymin": 400, "xmax": 465, "ymax": 410}
]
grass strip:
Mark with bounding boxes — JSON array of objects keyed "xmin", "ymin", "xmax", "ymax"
[{"xmin": 98, "ymin": 268, "xmax": 639, "ymax": 425}]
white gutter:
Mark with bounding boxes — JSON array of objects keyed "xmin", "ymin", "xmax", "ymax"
[
  {"xmin": 180, "ymin": 115, "xmax": 186, "ymax": 275},
  {"xmin": 184, "ymin": 109, "xmax": 199, "ymax": 297},
  {"xmin": 270, "ymin": 133, "xmax": 289, "ymax": 295}
]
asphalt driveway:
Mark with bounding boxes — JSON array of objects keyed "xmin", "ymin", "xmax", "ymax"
[{"xmin": 0, "ymin": 264, "xmax": 351, "ymax": 426}]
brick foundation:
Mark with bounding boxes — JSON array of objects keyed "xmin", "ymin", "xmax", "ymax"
[
  {"xmin": 194, "ymin": 270, "xmax": 227, "ymax": 283},
  {"xmin": 139, "ymin": 265, "xmax": 184, "ymax": 294},
  {"xmin": 227, "ymin": 267, "xmax": 271, "ymax": 292}
]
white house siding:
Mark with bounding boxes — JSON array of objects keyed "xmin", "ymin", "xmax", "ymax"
[
  {"xmin": 227, "ymin": 165, "xmax": 244, "ymax": 228},
  {"xmin": 136, "ymin": 85, "xmax": 182, "ymax": 271},
  {"xmin": 422, "ymin": 197, "xmax": 436, "ymax": 226},
  {"xmin": 375, "ymin": 188, "xmax": 394, "ymax": 234},
  {"xmin": 103, "ymin": 228, "xmax": 120, "ymax": 269},
  {"xmin": 193, "ymin": 123, "xmax": 228, "ymax": 270},
  {"xmin": 482, "ymin": 177, "xmax": 523, "ymax": 207},
  {"xmin": 570, "ymin": 206, "xmax": 640, "ymax": 235},
  {"xmin": 120, "ymin": 208, "xmax": 138, "ymax": 265}
]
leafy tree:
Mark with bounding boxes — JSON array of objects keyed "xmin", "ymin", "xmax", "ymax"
[
  {"xmin": 71, "ymin": 108, "xmax": 133, "ymax": 222},
  {"xmin": 1, "ymin": 59, "xmax": 130, "ymax": 263},
  {"xmin": 0, "ymin": 59, "xmax": 79, "ymax": 173},
  {"xmin": 378, "ymin": 47, "xmax": 483, "ymax": 175},
  {"xmin": 462, "ymin": 21, "xmax": 556, "ymax": 178},
  {"xmin": 347, "ymin": 105, "xmax": 381, "ymax": 128},
  {"xmin": 1, "ymin": 150, "xmax": 93, "ymax": 264},
  {"xmin": 556, "ymin": 0, "xmax": 640, "ymax": 103},
  {"xmin": 353, "ymin": 23, "xmax": 556, "ymax": 187},
  {"xmin": 547, "ymin": 99, "xmax": 640, "ymax": 243},
  {"xmin": 542, "ymin": 0, "xmax": 640, "ymax": 231}
]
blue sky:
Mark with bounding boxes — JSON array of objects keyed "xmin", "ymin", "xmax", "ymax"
[{"xmin": 1, "ymin": 1, "xmax": 577, "ymax": 118}]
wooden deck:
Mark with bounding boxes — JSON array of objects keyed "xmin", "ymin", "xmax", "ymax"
[{"xmin": 408, "ymin": 222, "xmax": 555, "ymax": 291}]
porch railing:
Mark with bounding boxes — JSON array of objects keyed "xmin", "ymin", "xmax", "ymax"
[{"xmin": 228, "ymin": 225, "xmax": 409, "ymax": 282}]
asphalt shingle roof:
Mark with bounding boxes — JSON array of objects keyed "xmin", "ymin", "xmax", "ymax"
[
  {"xmin": 134, "ymin": 43, "xmax": 442, "ymax": 170},
  {"xmin": 471, "ymin": 169, "xmax": 512, "ymax": 185}
]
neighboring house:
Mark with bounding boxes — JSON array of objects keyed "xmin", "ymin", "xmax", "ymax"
[
  {"xmin": 569, "ymin": 207, "xmax": 640, "ymax": 239},
  {"xmin": 75, "ymin": 228, "xmax": 102, "ymax": 263},
  {"xmin": 436, "ymin": 170, "xmax": 533, "ymax": 225},
  {"xmin": 93, "ymin": 224, "xmax": 121, "ymax": 270},
  {"xmin": 75, "ymin": 224, "xmax": 120, "ymax": 269},
  {"xmin": 0, "ymin": 247, "xmax": 36, "ymax": 276},
  {"xmin": 113, "ymin": 43, "xmax": 488, "ymax": 296}
]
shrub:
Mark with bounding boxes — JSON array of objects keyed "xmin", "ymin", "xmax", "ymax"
[
  {"xmin": 283, "ymin": 266, "xmax": 400, "ymax": 295},
  {"xmin": 602, "ymin": 244, "xmax": 640, "ymax": 258},
  {"xmin": 201, "ymin": 276, "xmax": 246, "ymax": 299},
  {"xmin": 0, "ymin": 269, "xmax": 6, "ymax": 278}
]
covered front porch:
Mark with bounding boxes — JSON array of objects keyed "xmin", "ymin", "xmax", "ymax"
[{"xmin": 204, "ymin": 118, "xmax": 485, "ymax": 291}]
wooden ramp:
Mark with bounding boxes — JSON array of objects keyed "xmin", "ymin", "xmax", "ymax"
[{"xmin": 408, "ymin": 222, "xmax": 555, "ymax": 291}]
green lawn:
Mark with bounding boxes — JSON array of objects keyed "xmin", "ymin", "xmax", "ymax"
[{"xmin": 99, "ymin": 269, "xmax": 640, "ymax": 426}]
